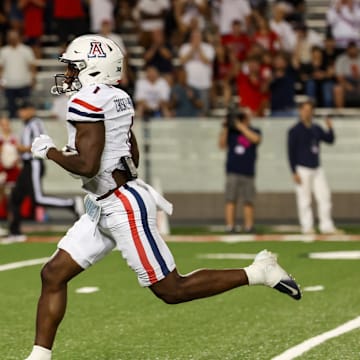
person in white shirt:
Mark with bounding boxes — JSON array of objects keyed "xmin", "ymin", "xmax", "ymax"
[
  {"xmin": 179, "ymin": 29, "xmax": 215, "ymax": 115},
  {"xmin": 0, "ymin": 29, "xmax": 36, "ymax": 118},
  {"xmin": 88, "ymin": 0, "xmax": 115, "ymax": 33},
  {"xmin": 134, "ymin": 65, "xmax": 171, "ymax": 118},
  {"xmin": 134, "ymin": 0, "xmax": 170, "ymax": 46},
  {"xmin": 175, "ymin": 0, "xmax": 208, "ymax": 33},
  {"xmin": 218, "ymin": 0, "xmax": 251, "ymax": 36},
  {"xmin": 327, "ymin": 0, "xmax": 360, "ymax": 49},
  {"xmin": 270, "ymin": 2, "xmax": 297, "ymax": 53}
]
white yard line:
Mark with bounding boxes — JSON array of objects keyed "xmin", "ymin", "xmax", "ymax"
[
  {"xmin": 0, "ymin": 258, "xmax": 49, "ymax": 271},
  {"xmin": 272, "ymin": 316, "xmax": 360, "ymax": 360}
]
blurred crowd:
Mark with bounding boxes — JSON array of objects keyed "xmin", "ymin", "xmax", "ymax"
[{"xmin": 0, "ymin": 0, "xmax": 360, "ymax": 119}]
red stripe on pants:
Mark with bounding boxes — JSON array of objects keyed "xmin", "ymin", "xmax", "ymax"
[{"xmin": 114, "ymin": 189, "xmax": 158, "ymax": 284}]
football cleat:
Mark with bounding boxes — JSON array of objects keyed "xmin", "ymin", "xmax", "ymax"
[{"xmin": 245, "ymin": 249, "xmax": 302, "ymax": 300}]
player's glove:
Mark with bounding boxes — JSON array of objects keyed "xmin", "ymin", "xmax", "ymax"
[{"xmin": 31, "ymin": 134, "xmax": 56, "ymax": 159}]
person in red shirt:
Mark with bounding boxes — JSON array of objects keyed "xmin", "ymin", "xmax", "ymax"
[
  {"xmin": 0, "ymin": 116, "xmax": 20, "ymax": 219},
  {"xmin": 236, "ymin": 55, "xmax": 270, "ymax": 116},
  {"xmin": 213, "ymin": 42, "xmax": 239, "ymax": 107},
  {"xmin": 53, "ymin": 0, "xmax": 86, "ymax": 49},
  {"xmin": 18, "ymin": 0, "xmax": 46, "ymax": 58},
  {"xmin": 222, "ymin": 19, "xmax": 252, "ymax": 62},
  {"xmin": 252, "ymin": 13, "xmax": 280, "ymax": 54}
]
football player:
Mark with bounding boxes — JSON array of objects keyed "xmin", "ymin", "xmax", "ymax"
[{"xmin": 26, "ymin": 35, "xmax": 301, "ymax": 360}]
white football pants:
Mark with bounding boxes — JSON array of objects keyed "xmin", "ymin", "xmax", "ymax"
[{"xmin": 295, "ymin": 166, "xmax": 335, "ymax": 233}]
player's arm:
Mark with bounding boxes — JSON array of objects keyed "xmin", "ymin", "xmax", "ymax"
[
  {"xmin": 47, "ymin": 121, "xmax": 105, "ymax": 178},
  {"xmin": 129, "ymin": 130, "xmax": 139, "ymax": 168}
]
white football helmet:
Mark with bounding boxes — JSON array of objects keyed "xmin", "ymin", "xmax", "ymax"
[{"xmin": 51, "ymin": 34, "xmax": 124, "ymax": 96}]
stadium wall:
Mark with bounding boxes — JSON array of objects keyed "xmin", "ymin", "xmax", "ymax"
[{"xmin": 10, "ymin": 118, "xmax": 360, "ymax": 223}]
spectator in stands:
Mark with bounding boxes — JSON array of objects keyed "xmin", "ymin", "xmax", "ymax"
[
  {"xmin": 293, "ymin": 23, "xmax": 324, "ymax": 65},
  {"xmin": 133, "ymin": 0, "xmax": 170, "ymax": 47},
  {"xmin": 174, "ymin": 0, "xmax": 208, "ymax": 43},
  {"xmin": 252, "ymin": 13, "xmax": 280, "ymax": 54},
  {"xmin": 236, "ymin": 55, "xmax": 270, "ymax": 116},
  {"xmin": 0, "ymin": 2, "xmax": 9, "ymax": 46},
  {"xmin": 53, "ymin": 0, "xmax": 87, "ymax": 50},
  {"xmin": 270, "ymin": 2, "xmax": 297, "ymax": 53},
  {"xmin": 297, "ymin": 46, "xmax": 335, "ymax": 107},
  {"xmin": 287, "ymin": 100, "xmax": 339, "ymax": 234},
  {"xmin": 134, "ymin": 65, "xmax": 171, "ymax": 118},
  {"xmin": 333, "ymin": 41, "xmax": 360, "ymax": 108},
  {"xmin": 6, "ymin": 0, "xmax": 23, "ymax": 31},
  {"xmin": 0, "ymin": 116, "xmax": 20, "ymax": 222},
  {"xmin": 218, "ymin": 108, "xmax": 262, "ymax": 233},
  {"xmin": 280, "ymin": 0, "xmax": 306, "ymax": 25},
  {"xmin": 179, "ymin": 29, "xmax": 215, "ymax": 116},
  {"xmin": 218, "ymin": 0, "xmax": 252, "ymax": 37},
  {"xmin": 0, "ymin": 29, "xmax": 36, "ymax": 119},
  {"xmin": 170, "ymin": 67, "xmax": 203, "ymax": 117},
  {"xmin": 270, "ymin": 52, "xmax": 297, "ymax": 117},
  {"xmin": 327, "ymin": 0, "xmax": 360, "ymax": 49},
  {"xmin": 213, "ymin": 41, "xmax": 239, "ymax": 108},
  {"xmin": 89, "ymin": 0, "xmax": 115, "ymax": 33},
  {"xmin": 144, "ymin": 28, "xmax": 174, "ymax": 82},
  {"xmin": 323, "ymin": 34, "xmax": 341, "ymax": 70},
  {"xmin": 18, "ymin": 0, "xmax": 46, "ymax": 59},
  {"xmin": 222, "ymin": 19, "xmax": 252, "ymax": 62}
]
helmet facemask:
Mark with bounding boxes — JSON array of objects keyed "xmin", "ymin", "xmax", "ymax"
[{"xmin": 51, "ymin": 61, "xmax": 85, "ymax": 96}]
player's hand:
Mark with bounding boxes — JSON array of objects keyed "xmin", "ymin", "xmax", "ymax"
[
  {"xmin": 293, "ymin": 173, "xmax": 302, "ymax": 185},
  {"xmin": 31, "ymin": 134, "xmax": 56, "ymax": 159}
]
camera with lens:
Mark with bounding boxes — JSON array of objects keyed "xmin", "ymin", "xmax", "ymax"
[{"xmin": 225, "ymin": 105, "xmax": 247, "ymax": 131}]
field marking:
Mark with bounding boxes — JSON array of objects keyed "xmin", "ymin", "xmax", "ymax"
[
  {"xmin": 309, "ymin": 251, "xmax": 360, "ymax": 260},
  {"xmin": 303, "ymin": 285, "xmax": 325, "ymax": 292},
  {"xmin": 272, "ymin": 316, "xmax": 360, "ymax": 360},
  {"xmin": 0, "ymin": 258, "xmax": 49, "ymax": 272},
  {"xmin": 75, "ymin": 287, "xmax": 99, "ymax": 294},
  {"xmin": 198, "ymin": 253, "xmax": 257, "ymax": 260}
]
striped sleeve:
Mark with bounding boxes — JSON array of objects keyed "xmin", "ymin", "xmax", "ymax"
[{"xmin": 67, "ymin": 88, "xmax": 105, "ymax": 122}]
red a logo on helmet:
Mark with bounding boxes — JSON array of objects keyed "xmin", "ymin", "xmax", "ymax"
[{"xmin": 88, "ymin": 42, "xmax": 106, "ymax": 58}]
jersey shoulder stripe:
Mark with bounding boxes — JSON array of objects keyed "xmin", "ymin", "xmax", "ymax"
[
  {"xmin": 68, "ymin": 107, "xmax": 105, "ymax": 119},
  {"xmin": 72, "ymin": 98, "xmax": 103, "ymax": 112}
]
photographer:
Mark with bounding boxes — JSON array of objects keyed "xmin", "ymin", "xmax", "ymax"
[{"xmin": 219, "ymin": 109, "xmax": 262, "ymax": 233}]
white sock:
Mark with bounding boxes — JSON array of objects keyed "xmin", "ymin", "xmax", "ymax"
[
  {"xmin": 25, "ymin": 345, "xmax": 52, "ymax": 360},
  {"xmin": 243, "ymin": 264, "xmax": 264, "ymax": 286}
]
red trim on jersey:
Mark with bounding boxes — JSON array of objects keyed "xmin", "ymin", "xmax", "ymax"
[
  {"xmin": 72, "ymin": 98, "xmax": 103, "ymax": 112},
  {"xmin": 114, "ymin": 189, "xmax": 158, "ymax": 284}
]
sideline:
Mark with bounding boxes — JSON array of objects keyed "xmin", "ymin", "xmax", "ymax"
[
  {"xmin": 272, "ymin": 316, "xmax": 360, "ymax": 360},
  {"xmin": 0, "ymin": 258, "xmax": 49, "ymax": 272}
]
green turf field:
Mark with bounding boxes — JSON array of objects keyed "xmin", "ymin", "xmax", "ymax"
[{"xmin": 1, "ymin": 240, "xmax": 360, "ymax": 360}]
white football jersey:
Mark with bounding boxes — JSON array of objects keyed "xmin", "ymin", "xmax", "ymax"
[{"xmin": 66, "ymin": 84, "xmax": 135, "ymax": 195}]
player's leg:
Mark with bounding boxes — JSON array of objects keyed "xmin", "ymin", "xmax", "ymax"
[
  {"xmin": 110, "ymin": 182, "xmax": 301, "ymax": 304},
  {"xmin": 313, "ymin": 167, "xmax": 336, "ymax": 233},
  {"xmin": 26, "ymin": 214, "xmax": 115, "ymax": 359},
  {"xmin": 294, "ymin": 166, "xmax": 314, "ymax": 233},
  {"xmin": 150, "ymin": 267, "xmax": 248, "ymax": 304},
  {"xmin": 33, "ymin": 249, "xmax": 84, "ymax": 349}
]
